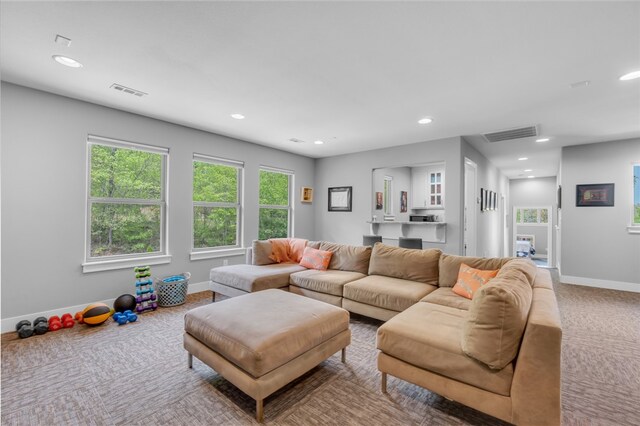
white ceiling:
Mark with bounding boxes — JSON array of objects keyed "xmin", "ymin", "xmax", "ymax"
[{"xmin": 1, "ymin": 1, "xmax": 639, "ymax": 179}]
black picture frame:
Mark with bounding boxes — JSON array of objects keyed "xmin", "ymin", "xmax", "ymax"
[
  {"xmin": 328, "ymin": 186, "xmax": 352, "ymax": 212},
  {"xmin": 557, "ymin": 185, "xmax": 562, "ymax": 209},
  {"xmin": 576, "ymin": 183, "xmax": 614, "ymax": 207},
  {"xmin": 480, "ymin": 188, "xmax": 485, "ymax": 211}
]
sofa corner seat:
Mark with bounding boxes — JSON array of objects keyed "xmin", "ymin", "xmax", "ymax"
[{"xmin": 210, "ymin": 263, "xmax": 306, "ymax": 299}]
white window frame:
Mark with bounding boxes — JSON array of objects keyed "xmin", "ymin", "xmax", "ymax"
[
  {"xmin": 384, "ymin": 175, "xmax": 394, "ymax": 217},
  {"xmin": 259, "ymin": 166, "xmax": 294, "ymax": 238},
  {"xmin": 82, "ymin": 135, "xmax": 170, "ymax": 273},
  {"xmin": 190, "ymin": 154, "xmax": 245, "ymax": 260},
  {"xmin": 629, "ymin": 163, "xmax": 640, "ymax": 234},
  {"xmin": 515, "ymin": 207, "xmax": 549, "ymax": 226}
]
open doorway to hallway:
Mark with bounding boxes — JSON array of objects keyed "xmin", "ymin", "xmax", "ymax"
[{"xmin": 512, "ymin": 206, "xmax": 552, "ymax": 267}]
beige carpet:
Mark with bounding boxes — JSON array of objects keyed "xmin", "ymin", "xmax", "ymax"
[{"xmin": 2, "ymin": 271, "xmax": 639, "ymax": 425}]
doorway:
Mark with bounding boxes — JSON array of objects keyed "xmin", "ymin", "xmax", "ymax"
[
  {"xmin": 463, "ymin": 159, "xmax": 477, "ymax": 256},
  {"xmin": 512, "ymin": 205, "xmax": 552, "ymax": 267}
]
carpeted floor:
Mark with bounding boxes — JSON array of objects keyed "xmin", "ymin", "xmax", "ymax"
[{"xmin": 2, "ymin": 271, "xmax": 639, "ymax": 425}]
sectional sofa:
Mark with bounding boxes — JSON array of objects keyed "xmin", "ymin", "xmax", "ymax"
[{"xmin": 209, "ymin": 240, "xmax": 562, "ymax": 425}]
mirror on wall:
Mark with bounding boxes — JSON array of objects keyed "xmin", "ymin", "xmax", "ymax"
[{"xmin": 372, "ymin": 162, "xmax": 445, "ymax": 223}]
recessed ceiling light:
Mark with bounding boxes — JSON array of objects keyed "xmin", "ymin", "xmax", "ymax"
[
  {"xmin": 231, "ymin": 114, "xmax": 245, "ymax": 120},
  {"xmin": 418, "ymin": 117, "xmax": 433, "ymax": 125},
  {"xmin": 524, "ymin": 169, "xmax": 532, "ymax": 172},
  {"xmin": 314, "ymin": 140, "xmax": 324, "ymax": 145},
  {"xmin": 536, "ymin": 138, "xmax": 550, "ymax": 143},
  {"xmin": 52, "ymin": 55, "xmax": 82, "ymax": 68},
  {"xmin": 619, "ymin": 70, "xmax": 640, "ymax": 81},
  {"xmin": 518, "ymin": 157, "xmax": 528, "ymax": 161},
  {"xmin": 527, "ymin": 176, "xmax": 535, "ymax": 179}
]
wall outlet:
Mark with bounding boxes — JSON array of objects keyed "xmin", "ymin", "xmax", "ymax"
[{"xmin": 222, "ymin": 259, "xmax": 229, "ymax": 266}]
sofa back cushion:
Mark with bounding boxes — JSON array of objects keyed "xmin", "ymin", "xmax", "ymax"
[
  {"xmin": 498, "ymin": 258, "xmax": 537, "ymax": 286},
  {"xmin": 439, "ymin": 254, "xmax": 511, "ymax": 287},
  {"xmin": 252, "ymin": 240, "xmax": 275, "ymax": 266},
  {"xmin": 368, "ymin": 243, "xmax": 440, "ymax": 285},
  {"xmin": 319, "ymin": 242, "xmax": 372, "ymax": 274},
  {"xmin": 461, "ymin": 268, "xmax": 533, "ymax": 370}
]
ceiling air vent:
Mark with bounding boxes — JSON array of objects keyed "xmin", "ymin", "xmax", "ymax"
[
  {"xmin": 110, "ymin": 83, "xmax": 147, "ymax": 97},
  {"xmin": 289, "ymin": 138, "xmax": 305, "ymax": 144},
  {"xmin": 482, "ymin": 125, "xmax": 538, "ymax": 143}
]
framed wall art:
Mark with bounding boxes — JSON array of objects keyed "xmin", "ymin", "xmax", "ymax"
[
  {"xmin": 328, "ymin": 186, "xmax": 352, "ymax": 212},
  {"xmin": 301, "ymin": 187, "xmax": 313, "ymax": 203},
  {"xmin": 576, "ymin": 183, "xmax": 614, "ymax": 207}
]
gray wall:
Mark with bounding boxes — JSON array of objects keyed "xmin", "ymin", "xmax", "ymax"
[
  {"xmin": 314, "ymin": 137, "xmax": 463, "ymax": 254},
  {"xmin": 372, "ymin": 167, "xmax": 411, "ymax": 221},
  {"xmin": 509, "ymin": 176, "xmax": 557, "ymax": 263},
  {"xmin": 461, "ymin": 139, "xmax": 509, "ymax": 257},
  {"xmin": 561, "ymin": 138, "xmax": 640, "ymax": 287},
  {"xmin": 1, "ymin": 82, "xmax": 316, "ymax": 318}
]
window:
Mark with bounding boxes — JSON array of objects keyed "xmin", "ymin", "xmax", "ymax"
[
  {"xmin": 634, "ymin": 164, "xmax": 640, "ymax": 226},
  {"xmin": 515, "ymin": 208, "xmax": 548, "ymax": 225},
  {"xmin": 429, "ymin": 172, "xmax": 443, "ymax": 207},
  {"xmin": 193, "ymin": 155, "xmax": 243, "ymax": 251},
  {"xmin": 384, "ymin": 176, "xmax": 393, "ymax": 216},
  {"xmin": 259, "ymin": 167, "xmax": 293, "ymax": 239},
  {"xmin": 85, "ymin": 136, "xmax": 168, "ymax": 269}
]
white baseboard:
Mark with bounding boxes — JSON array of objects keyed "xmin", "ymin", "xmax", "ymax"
[
  {"xmin": 561, "ymin": 275, "xmax": 640, "ymax": 293},
  {"xmin": 1, "ymin": 281, "xmax": 212, "ymax": 334}
]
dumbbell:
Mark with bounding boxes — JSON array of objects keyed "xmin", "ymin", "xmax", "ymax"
[
  {"xmin": 113, "ymin": 311, "xmax": 138, "ymax": 325},
  {"xmin": 48, "ymin": 316, "xmax": 62, "ymax": 332},
  {"xmin": 15, "ymin": 320, "xmax": 34, "ymax": 338},
  {"xmin": 74, "ymin": 312, "xmax": 84, "ymax": 324},
  {"xmin": 60, "ymin": 313, "xmax": 74, "ymax": 328},
  {"xmin": 33, "ymin": 317, "xmax": 49, "ymax": 335}
]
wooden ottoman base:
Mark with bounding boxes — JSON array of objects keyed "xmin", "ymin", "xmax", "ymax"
[{"xmin": 184, "ymin": 330, "xmax": 350, "ymax": 422}]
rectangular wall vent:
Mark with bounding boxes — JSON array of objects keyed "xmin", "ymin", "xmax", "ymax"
[
  {"xmin": 483, "ymin": 125, "xmax": 538, "ymax": 143},
  {"xmin": 110, "ymin": 83, "xmax": 147, "ymax": 97}
]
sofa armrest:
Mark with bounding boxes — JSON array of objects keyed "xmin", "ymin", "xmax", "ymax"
[{"xmin": 511, "ymin": 276, "xmax": 562, "ymax": 425}]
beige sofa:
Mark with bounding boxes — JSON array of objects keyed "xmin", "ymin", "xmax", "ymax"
[{"xmin": 209, "ymin": 240, "xmax": 562, "ymax": 425}]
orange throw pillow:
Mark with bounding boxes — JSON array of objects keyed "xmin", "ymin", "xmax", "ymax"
[
  {"xmin": 452, "ymin": 263, "xmax": 499, "ymax": 299},
  {"xmin": 288, "ymin": 238, "xmax": 308, "ymax": 263},
  {"xmin": 299, "ymin": 247, "xmax": 333, "ymax": 271}
]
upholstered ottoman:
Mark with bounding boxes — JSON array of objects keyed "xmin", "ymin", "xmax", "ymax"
[{"xmin": 184, "ymin": 289, "xmax": 351, "ymax": 422}]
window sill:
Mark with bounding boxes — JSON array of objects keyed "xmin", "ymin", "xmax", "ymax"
[
  {"xmin": 82, "ymin": 254, "xmax": 172, "ymax": 273},
  {"xmin": 627, "ymin": 226, "xmax": 640, "ymax": 234},
  {"xmin": 190, "ymin": 248, "xmax": 246, "ymax": 261}
]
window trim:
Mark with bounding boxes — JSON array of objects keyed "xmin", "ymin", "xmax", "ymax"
[
  {"xmin": 191, "ymin": 154, "xmax": 244, "ymax": 254},
  {"xmin": 83, "ymin": 135, "xmax": 169, "ymax": 273},
  {"xmin": 259, "ymin": 166, "xmax": 294, "ymax": 238},
  {"xmin": 630, "ymin": 163, "xmax": 640, "ymax": 233},
  {"xmin": 515, "ymin": 207, "xmax": 549, "ymax": 226}
]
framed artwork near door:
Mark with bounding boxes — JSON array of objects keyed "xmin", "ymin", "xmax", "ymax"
[
  {"xmin": 480, "ymin": 188, "xmax": 486, "ymax": 211},
  {"xmin": 576, "ymin": 183, "xmax": 614, "ymax": 207}
]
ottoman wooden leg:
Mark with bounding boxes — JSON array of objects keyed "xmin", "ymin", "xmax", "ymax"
[
  {"xmin": 341, "ymin": 347, "xmax": 346, "ymax": 363},
  {"xmin": 381, "ymin": 372, "xmax": 387, "ymax": 393},
  {"xmin": 256, "ymin": 399, "xmax": 264, "ymax": 423},
  {"xmin": 188, "ymin": 353, "xmax": 193, "ymax": 369}
]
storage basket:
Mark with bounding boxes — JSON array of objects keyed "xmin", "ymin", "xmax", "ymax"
[{"xmin": 155, "ymin": 272, "xmax": 191, "ymax": 307}]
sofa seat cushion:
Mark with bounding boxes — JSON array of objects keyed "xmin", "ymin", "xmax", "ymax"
[
  {"xmin": 210, "ymin": 263, "xmax": 306, "ymax": 293},
  {"xmin": 377, "ymin": 302, "xmax": 513, "ymax": 396},
  {"xmin": 421, "ymin": 287, "xmax": 472, "ymax": 311},
  {"xmin": 344, "ymin": 275, "xmax": 437, "ymax": 312},
  {"xmin": 290, "ymin": 269, "xmax": 366, "ymax": 296},
  {"xmin": 185, "ymin": 289, "xmax": 349, "ymax": 377}
]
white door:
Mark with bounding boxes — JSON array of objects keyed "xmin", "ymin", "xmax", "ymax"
[{"xmin": 464, "ymin": 159, "xmax": 477, "ymax": 256}]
